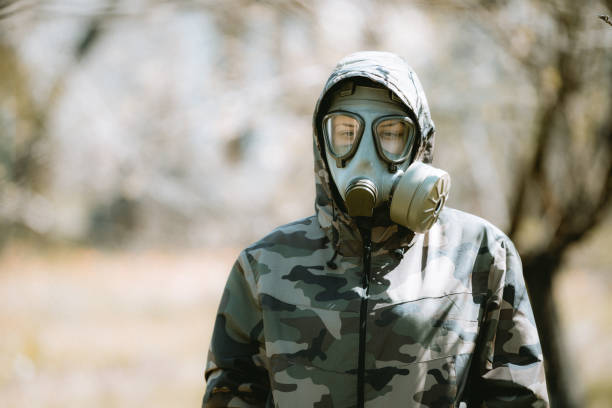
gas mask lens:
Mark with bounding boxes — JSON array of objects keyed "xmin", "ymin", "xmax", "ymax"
[
  {"xmin": 374, "ymin": 116, "xmax": 415, "ymax": 162},
  {"xmin": 323, "ymin": 112, "xmax": 364, "ymax": 159},
  {"xmin": 323, "ymin": 111, "xmax": 415, "ymax": 167}
]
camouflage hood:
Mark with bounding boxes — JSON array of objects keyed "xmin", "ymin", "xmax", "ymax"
[{"xmin": 312, "ymin": 51, "xmax": 436, "ymax": 257}]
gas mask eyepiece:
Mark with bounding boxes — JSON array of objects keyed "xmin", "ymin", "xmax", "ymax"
[{"xmin": 323, "ymin": 112, "xmax": 416, "ymax": 169}]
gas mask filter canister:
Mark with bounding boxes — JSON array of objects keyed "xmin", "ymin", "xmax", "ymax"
[
  {"xmin": 389, "ymin": 162, "xmax": 450, "ymax": 233},
  {"xmin": 323, "ymin": 81, "xmax": 450, "ymax": 233}
]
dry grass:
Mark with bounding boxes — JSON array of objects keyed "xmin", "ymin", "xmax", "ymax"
[{"xmin": 0, "ymin": 244, "xmax": 237, "ymax": 408}]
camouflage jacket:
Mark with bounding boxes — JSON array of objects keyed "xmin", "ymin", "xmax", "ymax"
[{"xmin": 203, "ymin": 52, "xmax": 549, "ymax": 407}]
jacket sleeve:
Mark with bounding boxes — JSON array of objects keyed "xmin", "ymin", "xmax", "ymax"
[
  {"xmin": 203, "ymin": 253, "xmax": 269, "ymax": 407},
  {"xmin": 466, "ymin": 238, "xmax": 550, "ymax": 407}
]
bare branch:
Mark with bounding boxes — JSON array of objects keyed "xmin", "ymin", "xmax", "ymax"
[
  {"xmin": 549, "ymin": 119, "xmax": 612, "ymax": 255},
  {"xmin": 508, "ymin": 91, "xmax": 567, "ymax": 238},
  {"xmin": 0, "ymin": 0, "xmax": 37, "ymax": 20}
]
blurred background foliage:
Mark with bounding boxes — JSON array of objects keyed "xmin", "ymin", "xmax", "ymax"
[{"xmin": 0, "ymin": 0, "xmax": 611, "ymax": 407}]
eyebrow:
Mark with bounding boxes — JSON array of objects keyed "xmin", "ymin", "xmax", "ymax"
[{"xmin": 378, "ymin": 122, "xmax": 402, "ymax": 129}]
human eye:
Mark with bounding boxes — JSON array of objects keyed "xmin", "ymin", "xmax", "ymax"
[
  {"xmin": 339, "ymin": 127, "xmax": 356, "ymax": 139},
  {"xmin": 380, "ymin": 128, "xmax": 399, "ymax": 138}
]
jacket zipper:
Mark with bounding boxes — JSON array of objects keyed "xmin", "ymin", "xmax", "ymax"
[{"xmin": 357, "ymin": 230, "xmax": 372, "ymax": 408}]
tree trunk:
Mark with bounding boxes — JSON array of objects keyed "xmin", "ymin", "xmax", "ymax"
[{"xmin": 523, "ymin": 254, "xmax": 579, "ymax": 408}]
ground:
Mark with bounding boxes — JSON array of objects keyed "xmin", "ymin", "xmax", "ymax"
[{"xmin": 0, "ymin": 244, "xmax": 234, "ymax": 408}]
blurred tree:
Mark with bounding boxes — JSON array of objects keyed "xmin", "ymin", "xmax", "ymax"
[
  {"xmin": 0, "ymin": 0, "xmax": 116, "ymax": 247},
  {"xmin": 433, "ymin": 0, "xmax": 612, "ymax": 406},
  {"xmin": 0, "ymin": 36, "xmax": 52, "ymax": 245},
  {"xmin": 0, "ymin": 0, "xmax": 32, "ymax": 20}
]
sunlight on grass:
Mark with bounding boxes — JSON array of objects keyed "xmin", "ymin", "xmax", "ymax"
[{"xmin": 0, "ymin": 244, "xmax": 237, "ymax": 408}]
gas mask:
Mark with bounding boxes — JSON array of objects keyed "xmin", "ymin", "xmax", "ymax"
[{"xmin": 323, "ymin": 82, "xmax": 450, "ymax": 233}]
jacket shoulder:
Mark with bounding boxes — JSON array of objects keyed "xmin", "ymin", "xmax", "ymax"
[
  {"xmin": 245, "ymin": 215, "xmax": 328, "ymax": 250},
  {"xmin": 436, "ymin": 207, "xmax": 513, "ymax": 248},
  {"xmin": 238, "ymin": 216, "xmax": 330, "ymax": 276},
  {"xmin": 436, "ymin": 207, "xmax": 524, "ymax": 296}
]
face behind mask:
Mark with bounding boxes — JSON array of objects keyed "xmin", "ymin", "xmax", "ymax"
[{"xmin": 323, "ymin": 82, "xmax": 450, "ymax": 233}]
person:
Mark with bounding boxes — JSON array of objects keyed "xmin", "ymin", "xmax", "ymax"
[{"xmin": 202, "ymin": 51, "xmax": 549, "ymax": 407}]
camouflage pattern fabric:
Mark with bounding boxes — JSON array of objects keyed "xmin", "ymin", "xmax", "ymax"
[{"xmin": 203, "ymin": 51, "xmax": 549, "ymax": 407}]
